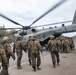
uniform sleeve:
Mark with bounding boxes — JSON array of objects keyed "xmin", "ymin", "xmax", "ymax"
[
  {"xmin": 27, "ymin": 41, "xmax": 31, "ymax": 50},
  {"xmin": 36, "ymin": 41, "xmax": 42, "ymax": 52},
  {"xmin": 13, "ymin": 43, "xmax": 15, "ymax": 54},
  {"xmin": 26, "ymin": 40, "xmax": 29, "ymax": 48},
  {"xmin": 1, "ymin": 48, "xmax": 7, "ymax": 63}
]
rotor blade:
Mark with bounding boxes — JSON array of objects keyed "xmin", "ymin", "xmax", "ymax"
[
  {"xmin": 0, "ymin": 13, "xmax": 23, "ymax": 27},
  {"xmin": 0, "ymin": 28, "xmax": 22, "ymax": 30},
  {"xmin": 32, "ymin": 20, "xmax": 72, "ymax": 28},
  {"xmin": 29, "ymin": 0, "xmax": 67, "ymax": 27}
]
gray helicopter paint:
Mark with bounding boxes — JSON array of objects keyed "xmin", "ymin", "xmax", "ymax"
[{"xmin": 22, "ymin": 23, "xmax": 76, "ymax": 45}]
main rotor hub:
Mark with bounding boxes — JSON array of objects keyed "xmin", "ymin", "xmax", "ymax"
[{"xmin": 23, "ymin": 26, "xmax": 30, "ymax": 30}]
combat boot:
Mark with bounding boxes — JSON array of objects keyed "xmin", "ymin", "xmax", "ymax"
[
  {"xmin": 57, "ymin": 63, "xmax": 59, "ymax": 66},
  {"xmin": 33, "ymin": 68, "xmax": 36, "ymax": 72},
  {"xmin": 29, "ymin": 62, "xmax": 31, "ymax": 66},
  {"xmin": 33, "ymin": 66, "xmax": 36, "ymax": 72},
  {"xmin": 37, "ymin": 66, "xmax": 41, "ymax": 70},
  {"xmin": 29, "ymin": 59, "xmax": 31, "ymax": 66},
  {"xmin": 53, "ymin": 65, "xmax": 56, "ymax": 68},
  {"xmin": 17, "ymin": 66, "xmax": 22, "ymax": 70},
  {"xmin": 53, "ymin": 63, "xmax": 56, "ymax": 68}
]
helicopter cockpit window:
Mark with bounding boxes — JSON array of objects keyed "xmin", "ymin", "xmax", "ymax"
[{"xmin": 19, "ymin": 31, "xmax": 27, "ymax": 36}]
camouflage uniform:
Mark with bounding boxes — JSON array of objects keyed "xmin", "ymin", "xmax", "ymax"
[
  {"xmin": 2, "ymin": 37, "xmax": 15, "ymax": 65},
  {"xmin": 62, "ymin": 39, "xmax": 65, "ymax": 53},
  {"xmin": 56, "ymin": 39, "xmax": 62, "ymax": 53},
  {"xmin": 69, "ymin": 38, "xmax": 74, "ymax": 51},
  {"xmin": 27, "ymin": 36, "xmax": 33, "ymax": 65},
  {"xmin": 60, "ymin": 39, "xmax": 64, "ymax": 53},
  {"xmin": 0, "ymin": 44, "xmax": 9, "ymax": 75},
  {"xmin": 64, "ymin": 38, "xmax": 70, "ymax": 53},
  {"xmin": 47, "ymin": 35, "xmax": 60, "ymax": 68},
  {"xmin": 13, "ymin": 35, "xmax": 26, "ymax": 69},
  {"xmin": 28, "ymin": 36, "xmax": 42, "ymax": 71}
]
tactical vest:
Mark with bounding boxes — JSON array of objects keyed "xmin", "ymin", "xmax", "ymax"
[
  {"xmin": 30, "ymin": 40, "xmax": 41, "ymax": 52},
  {"xmin": 15, "ymin": 41, "xmax": 22, "ymax": 49},
  {"xmin": 49, "ymin": 40, "xmax": 58, "ymax": 51}
]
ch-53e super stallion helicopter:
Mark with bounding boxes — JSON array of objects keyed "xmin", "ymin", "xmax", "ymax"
[{"xmin": 0, "ymin": 0, "xmax": 76, "ymax": 46}]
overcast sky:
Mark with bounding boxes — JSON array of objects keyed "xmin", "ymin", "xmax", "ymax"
[{"xmin": 0, "ymin": 0, "xmax": 76, "ymax": 37}]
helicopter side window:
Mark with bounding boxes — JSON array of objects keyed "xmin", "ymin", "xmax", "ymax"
[
  {"xmin": 62, "ymin": 24, "xmax": 65, "ymax": 27},
  {"xmin": 31, "ymin": 29, "xmax": 37, "ymax": 33}
]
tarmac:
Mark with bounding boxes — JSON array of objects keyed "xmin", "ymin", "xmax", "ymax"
[{"xmin": 9, "ymin": 51, "xmax": 76, "ymax": 75}]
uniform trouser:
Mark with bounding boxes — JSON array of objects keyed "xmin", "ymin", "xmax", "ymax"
[
  {"xmin": 28, "ymin": 53, "xmax": 32, "ymax": 64},
  {"xmin": 16, "ymin": 52, "xmax": 22, "ymax": 67},
  {"xmin": 6, "ymin": 55, "xmax": 10, "ymax": 65},
  {"xmin": 63, "ymin": 45, "xmax": 67, "ymax": 53},
  {"xmin": 0, "ymin": 68, "xmax": 9, "ymax": 75},
  {"xmin": 0, "ymin": 64, "xmax": 9, "ymax": 75},
  {"xmin": 32, "ymin": 52, "xmax": 41, "ymax": 69},
  {"xmin": 50, "ymin": 51, "xmax": 60, "ymax": 66}
]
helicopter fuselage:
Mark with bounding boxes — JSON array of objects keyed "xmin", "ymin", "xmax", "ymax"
[{"xmin": 22, "ymin": 24, "xmax": 76, "ymax": 46}]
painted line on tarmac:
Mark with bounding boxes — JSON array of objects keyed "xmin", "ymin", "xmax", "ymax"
[{"xmin": 9, "ymin": 54, "xmax": 50, "ymax": 69}]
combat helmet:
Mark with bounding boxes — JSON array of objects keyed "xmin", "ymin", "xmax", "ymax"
[
  {"xmin": 3, "ymin": 36, "xmax": 9, "ymax": 42},
  {"xmin": 17, "ymin": 35, "xmax": 22, "ymax": 40}
]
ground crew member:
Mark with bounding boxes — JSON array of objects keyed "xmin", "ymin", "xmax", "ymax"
[
  {"xmin": 28, "ymin": 36, "xmax": 42, "ymax": 71},
  {"xmin": 47, "ymin": 35, "xmax": 60, "ymax": 68},
  {"xmin": 13, "ymin": 35, "xmax": 27, "ymax": 69},
  {"xmin": 0, "ymin": 44, "xmax": 9, "ymax": 75},
  {"xmin": 27, "ymin": 36, "xmax": 33, "ymax": 66},
  {"xmin": 2, "ymin": 36, "xmax": 15, "ymax": 65}
]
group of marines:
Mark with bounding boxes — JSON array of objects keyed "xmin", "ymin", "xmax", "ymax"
[
  {"xmin": 54, "ymin": 37, "xmax": 74, "ymax": 53},
  {"xmin": 0, "ymin": 35, "xmax": 75, "ymax": 75}
]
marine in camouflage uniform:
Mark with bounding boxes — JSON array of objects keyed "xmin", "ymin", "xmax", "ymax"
[
  {"xmin": 28, "ymin": 36, "xmax": 42, "ymax": 71},
  {"xmin": 2, "ymin": 36, "xmax": 15, "ymax": 65},
  {"xmin": 0, "ymin": 44, "xmax": 9, "ymax": 75},
  {"xmin": 64, "ymin": 38, "xmax": 70, "ymax": 53},
  {"xmin": 60, "ymin": 39, "xmax": 64, "ymax": 53},
  {"xmin": 69, "ymin": 38, "xmax": 75, "ymax": 51},
  {"xmin": 67, "ymin": 38, "xmax": 72, "ymax": 52},
  {"xmin": 13, "ymin": 35, "xmax": 26, "ymax": 69},
  {"xmin": 27, "ymin": 36, "xmax": 33, "ymax": 66},
  {"xmin": 56, "ymin": 38, "xmax": 62, "ymax": 53},
  {"xmin": 47, "ymin": 35, "xmax": 60, "ymax": 68}
]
